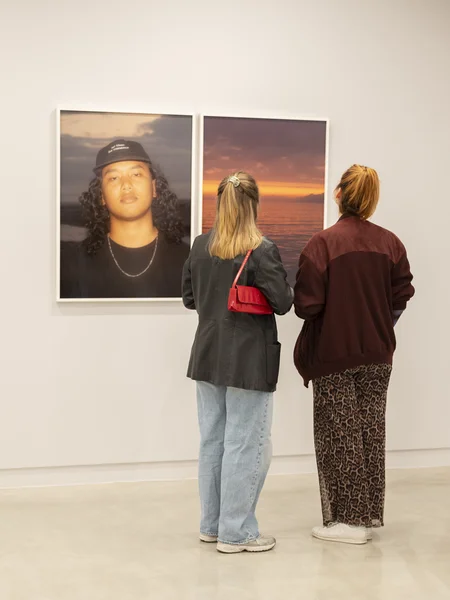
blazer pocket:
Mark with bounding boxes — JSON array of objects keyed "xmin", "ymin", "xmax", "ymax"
[{"xmin": 266, "ymin": 342, "xmax": 281, "ymax": 386}]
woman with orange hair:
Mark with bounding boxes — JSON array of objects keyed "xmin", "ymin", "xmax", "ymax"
[{"xmin": 294, "ymin": 165, "xmax": 415, "ymax": 545}]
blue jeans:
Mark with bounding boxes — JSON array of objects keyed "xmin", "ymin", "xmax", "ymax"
[{"xmin": 196, "ymin": 381, "xmax": 273, "ymax": 544}]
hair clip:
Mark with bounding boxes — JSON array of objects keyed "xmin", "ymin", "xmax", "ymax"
[{"xmin": 227, "ymin": 175, "xmax": 240, "ymax": 188}]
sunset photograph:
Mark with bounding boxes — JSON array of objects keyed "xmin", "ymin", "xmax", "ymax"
[{"xmin": 202, "ymin": 116, "xmax": 328, "ymax": 283}]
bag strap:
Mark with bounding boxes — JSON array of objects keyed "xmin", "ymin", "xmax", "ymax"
[{"xmin": 232, "ymin": 250, "xmax": 253, "ymax": 288}]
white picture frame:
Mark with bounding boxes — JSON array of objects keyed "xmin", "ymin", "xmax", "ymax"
[{"xmin": 56, "ymin": 107, "xmax": 199, "ymax": 303}]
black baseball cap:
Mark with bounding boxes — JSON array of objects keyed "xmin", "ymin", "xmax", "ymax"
[{"xmin": 94, "ymin": 139, "xmax": 152, "ymax": 175}]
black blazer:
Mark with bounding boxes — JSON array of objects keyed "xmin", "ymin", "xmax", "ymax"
[{"xmin": 182, "ymin": 234, "xmax": 293, "ymax": 392}]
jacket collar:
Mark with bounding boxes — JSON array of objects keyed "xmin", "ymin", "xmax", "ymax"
[{"xmin": 338, "ymin": 213, "xmax": 359, "ymax": 222}]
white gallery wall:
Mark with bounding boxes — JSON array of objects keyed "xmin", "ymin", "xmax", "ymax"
[{"xmin": 0, "ymin": 0, "xmax": 449, "ymax": 486}]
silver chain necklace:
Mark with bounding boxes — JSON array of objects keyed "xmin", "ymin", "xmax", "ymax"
[{"xmin": 107, "ymin": 235, "xmax": 158, "ymax": 278}]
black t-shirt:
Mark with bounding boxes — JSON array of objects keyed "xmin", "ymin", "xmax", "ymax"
[{"xmin": 60, "ymin": 236, "xmax": 190, "ymax": 299}]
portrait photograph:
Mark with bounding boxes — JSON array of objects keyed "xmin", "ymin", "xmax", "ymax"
[
  {"xmin": 201, "ymin": 116, "xmax": 328, "ymax": 285},
  {"xmin": 57, "ymin": 110, "xmax": 194, "ymax": 301}
]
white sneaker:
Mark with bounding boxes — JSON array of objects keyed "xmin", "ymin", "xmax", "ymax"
[
  {"xmin": 366, "ymin": 528, "xmax": 373, "ymax": 540},
  {"xmin": 199, "ymin": 533, "xmax": 218, "ymax": 543},
  {"xmin": 217, "ymin": 535, "xmax": 276, "ymax": 554},
  {"xmin": 312, "ymin": 523, "xmax": 367, "ymax": 545}
]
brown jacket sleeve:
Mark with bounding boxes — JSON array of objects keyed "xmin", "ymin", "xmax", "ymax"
[
  {"xmin": 392, "ymin": 251, "xmax": 415, "ymax": 310},
  {"xmin": 294, "ymin": 251, "xmax": 327, "ymax": 320}
]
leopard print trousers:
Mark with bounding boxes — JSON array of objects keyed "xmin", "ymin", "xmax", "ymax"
[{"xmin": 313, "ymin": 364, "xmax": 392, "ymax": 528}]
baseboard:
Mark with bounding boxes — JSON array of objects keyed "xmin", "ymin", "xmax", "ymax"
[{"xmin": 1, "ymin": 448, "xmax": 449, "ymax": 489}]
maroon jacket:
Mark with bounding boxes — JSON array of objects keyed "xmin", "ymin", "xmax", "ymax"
[{"xmin": 294, "ymin": 215, "xmax": 415, "ymax": 387}]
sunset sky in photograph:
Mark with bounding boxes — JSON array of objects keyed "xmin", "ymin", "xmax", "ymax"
[{"xmin": 203, "ymin": 116, "xmax": 327, "ymax": 201}]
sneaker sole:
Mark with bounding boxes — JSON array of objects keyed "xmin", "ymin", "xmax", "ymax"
[
  {"xmin": 217, "ymin": 541, "xmax": 276, "ymax": 554},
  {"xmin": 312, "ymin": 532, "xmax": 367, "ymax": 545},
  {"xmin": 199, "ymin": 536, "xmax": 218, "ymax": 543}
]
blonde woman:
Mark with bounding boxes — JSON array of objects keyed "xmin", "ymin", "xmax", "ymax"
[
  {"xmin": 182, "ymin": 172, "xmax": 293, "ymax": 553},
  {"xmin": 294, "ymin": 165, "xmax": 415, "ymax": 545}
]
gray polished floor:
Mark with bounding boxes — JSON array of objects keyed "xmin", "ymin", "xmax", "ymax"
[{"xmin": 0, "ymin": 468, "xmax": 449, "ymax": 600}]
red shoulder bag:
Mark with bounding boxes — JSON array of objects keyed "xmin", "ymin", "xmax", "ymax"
[{"xmin": 227, "ymin": 250, "xmax": 273, "ymax": 315}]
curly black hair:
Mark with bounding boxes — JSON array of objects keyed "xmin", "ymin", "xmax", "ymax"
[{"xmin": 79, "ymin": 162, "xmax": 185, "ymax": 256}]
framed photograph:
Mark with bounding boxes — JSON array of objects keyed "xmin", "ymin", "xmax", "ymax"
[
  {"xmin": 200, "ymin": 115, "xmax": 329, "ymax": 285},
  {"xmin": 57, "ymin": 109, "xmax": 195, "ymax": 302}
]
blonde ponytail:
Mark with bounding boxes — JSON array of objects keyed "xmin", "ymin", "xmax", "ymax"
[
  {"xmin": 209, "ymin": 171, "xmax": 263, "ymax": 259},
  {"xmin": 337, "ymin": 165, "xmax": 380, "ymax": 220}
]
